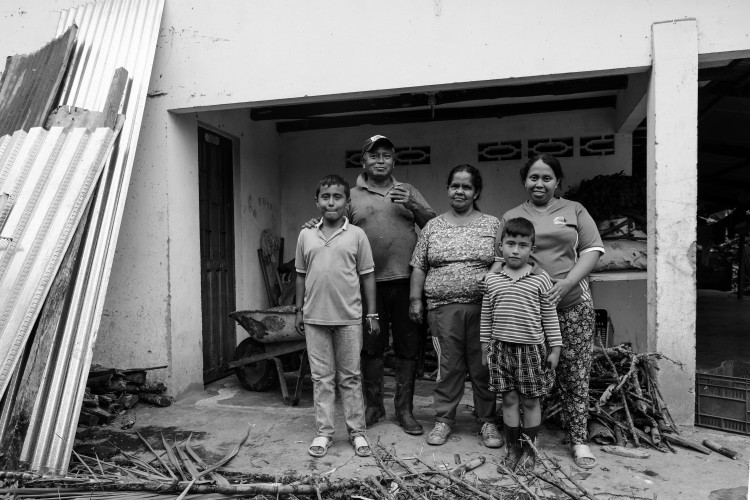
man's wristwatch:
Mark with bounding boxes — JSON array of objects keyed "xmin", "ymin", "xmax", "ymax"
[{"xmin": 292, "ymin": 306, "xmax": 302, "ymax": 313}]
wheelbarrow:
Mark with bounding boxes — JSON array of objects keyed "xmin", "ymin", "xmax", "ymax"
[{"xmin": 228, "ymin": 306, "xmax": 309, "ymax": 406}]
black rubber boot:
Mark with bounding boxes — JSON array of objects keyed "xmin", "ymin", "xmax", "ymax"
[
  {"xmin": 362, "ymin": 356, "xmax": 386, "ymax": 428},
  {"xmin": 394, "ymin": 358, "xmax": 424, "ymax": 435},
  {"xmin": 519, "ymin": 425, "xmax": 541, "ymax": 473},
  {"xmin": 497, "ymin": 424, "xmax": 523, "ymax": 473}
]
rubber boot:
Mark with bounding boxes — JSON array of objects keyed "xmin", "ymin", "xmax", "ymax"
[
  {"xmin": 519, "ymin": 425, "xmax": 540, "ymax": 473},
  {"xmin": 497, "ymin": 424, "xmax": 523, "ymax": 473},
  {"xmin": 394, "ymin": 358, "xmax": 424, "ymax": 435},
  {"xmin": 361, "ymin": 356, "xmax": 386, "ymax": 428}
]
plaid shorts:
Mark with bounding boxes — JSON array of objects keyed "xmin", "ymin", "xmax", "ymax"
[{"xmin": 486, "ymin": 340, "xmax": 555, "ymax": 398}]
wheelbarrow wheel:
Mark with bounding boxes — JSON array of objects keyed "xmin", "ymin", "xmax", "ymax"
[{"xmin": 234, "ymin": 338, "xmax": 277, "ymax": 391}]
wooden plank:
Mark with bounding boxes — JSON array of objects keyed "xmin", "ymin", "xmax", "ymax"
[
  {"xmin": 276, "ymin": 96, "xmax": 616, "ymax": 133},
  {"xmin": 0, "ymin": 192, "xmax": 10, "ymax": 232},
  {"xmin": 45, "ymin": 68, "xmax": 129, "ymax": 132},
  {"xmin": 103, "ymin": 68, "xmax": 128, "ymax": 128},
  {"xmin": 45, "ymin": 106, "xmax": 106, "ymax": 130},
  {"xmin": 251, "ymin": 75, "xmax": 627, "ymax": 121}
]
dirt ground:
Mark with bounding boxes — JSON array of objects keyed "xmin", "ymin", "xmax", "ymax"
[{"xmin": 75, "ymin": 373, "xmax": 750, "ymax": 499}]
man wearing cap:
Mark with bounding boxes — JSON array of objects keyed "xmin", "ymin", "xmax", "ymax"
[{"xmin": 353, "ymin": 134, "xmax": 436, "ymax": 435}]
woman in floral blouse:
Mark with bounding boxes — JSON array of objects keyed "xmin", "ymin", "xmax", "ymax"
[{"xmin": 409, "ymin": 164, "xmax": 502, "ymax": 449}]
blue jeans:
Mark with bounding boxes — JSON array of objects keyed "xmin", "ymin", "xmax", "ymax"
[{"xmin": 305, "ymin": 323, "xmax": 366, "ymax": 439}]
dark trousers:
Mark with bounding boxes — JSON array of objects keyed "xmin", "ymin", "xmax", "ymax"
[
  {"xmin": 428, "ymin": 303, "xmax": 497, "ymax": 425},
  {"xmin": 361, "ymin": 279, "xmax": 423, "ymax": 361}
]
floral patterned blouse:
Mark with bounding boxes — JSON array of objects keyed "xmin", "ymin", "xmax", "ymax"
[{"xmin": 410, "ymin": 213, "xmax": 500, "ymax": 310}]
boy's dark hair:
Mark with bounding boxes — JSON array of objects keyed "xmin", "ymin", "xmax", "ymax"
[
  {"xmin": 501, "ymin": 217, "xmax": 535, "ymax": 245},
  {"xmin": 315, "ymin": 174, "xmax": 350, "ymax": 198}
]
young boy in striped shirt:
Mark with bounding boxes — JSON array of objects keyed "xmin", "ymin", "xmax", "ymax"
[{"xmin": 480, "ymin": 217, "xmax": 562, "ymax": 472}]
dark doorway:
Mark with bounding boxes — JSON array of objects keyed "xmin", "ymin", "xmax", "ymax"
[{"xmin": 198, "ymin": 127, "xmax": 237, "ymax": 383}]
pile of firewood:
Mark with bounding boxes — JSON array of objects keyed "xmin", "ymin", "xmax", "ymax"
[
  {"xmin": 545, "ymin": 343, "xmax": 715, "ymax": 456},
  {"xmin": 80, "ymin": 365, "xmax": 171, "ymax": 429},
  {"xmin": 0, "ymin": 429, "xmax": 606, "ymax": 499}
]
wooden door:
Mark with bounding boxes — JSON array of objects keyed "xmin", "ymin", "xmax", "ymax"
[{"xmin": 198, "ymin": 127, "xmax": 236, "ymax": 383}]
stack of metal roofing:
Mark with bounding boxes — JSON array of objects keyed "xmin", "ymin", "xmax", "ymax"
[
  {"xmin": 0, "ymin": 0, "xmax": 164, "ymax": 475},
  {"xmin": 0, "ymin": 26, "xmax": 77, "ymax": 139}
]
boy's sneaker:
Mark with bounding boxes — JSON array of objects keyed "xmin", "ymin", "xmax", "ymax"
[
  {"xmin": 426, "ymin": 422, "xmax": 451, "ymax": 445},
  {"xmin": 481, "ymin": 422, "xmax": 503, "ymax": 448}
]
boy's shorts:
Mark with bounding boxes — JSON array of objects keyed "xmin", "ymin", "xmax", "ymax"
[{"xmin": 486, "ymin": 340, "xmax": 555, "ymax": 398}]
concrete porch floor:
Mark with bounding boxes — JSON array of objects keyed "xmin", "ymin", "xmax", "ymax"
[{"xmin": 77, "ymin": 372, "xmax": 750, "ymax": 499}]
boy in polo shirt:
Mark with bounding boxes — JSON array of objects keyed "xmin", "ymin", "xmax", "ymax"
[
  {"xmin": 294, "ymin": 174, "xmax": 380, "ymax": 459},
  {"xmin": 480, "ymin": 217, "xmax": 562, "ymax": 472}
]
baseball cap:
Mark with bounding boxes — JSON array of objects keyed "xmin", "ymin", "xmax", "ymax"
[{"xmin": 361, "ymin": 134, "xmax": 395, "ymax": 154}]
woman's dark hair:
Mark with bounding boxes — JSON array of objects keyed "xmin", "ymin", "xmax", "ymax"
[
  {"xmin": 447, "ymin": 164, "xmax": 482, "ymax": 210},
  {"xmin": 519, "ymin": 154, "xmax": 564, "ymax": 183}
]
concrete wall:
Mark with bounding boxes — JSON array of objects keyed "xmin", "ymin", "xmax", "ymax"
[
  {"xmin": 3, "ymin": 2, "xmax": 750, "ymax": 110},
  {"xmin": 590, "ymin": 276, "xmax": 648, "ymax": 352},
  {"xmin": 1, "ymin": 0, "xmax": 749, "ymax": 402},
  {"xmin": 99, "ymin": 1, "xmax": 750, "ymax": 110},
  {"xmin": 279, "ymin": 109, "xmax": 631, "ymax": 262},
  {"xmin": 89, "ymin": 88, "xmax": 172, "ymax": 383}
]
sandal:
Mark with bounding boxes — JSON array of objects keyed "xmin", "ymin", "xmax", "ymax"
[
  {"xmin": 351, "ymin": 435, "xmax": 372, "ymax": 457},
  {"xmin": 308, "ymin": 436, "xmax": 332, "ymax": 458},
  {"xmin": 572, "ymin": 444, "xmax": 597, "ymax": 470}
]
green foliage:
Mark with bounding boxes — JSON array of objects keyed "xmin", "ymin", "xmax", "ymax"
[{"xmin": 564, "ymin": 171, "xmax": 647, "ymax": 224}]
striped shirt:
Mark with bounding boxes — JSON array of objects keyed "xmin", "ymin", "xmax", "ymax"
[
  {"xmin": 480, "ymin": 263, "xmax": 562, "ymax": 346},
  {"xmin": 497, "ymin": 198, "xmax": 604, "ymax": 309}
]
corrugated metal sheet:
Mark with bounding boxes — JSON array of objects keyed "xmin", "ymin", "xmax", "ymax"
[
  {"xmin": 0, "ymin": 192, "xmax": 10, "ymax": 232},
  {"xmin": 18, "ymin": 0, "xmax": 165, "ymax": 474},
  {"xmin": 0, "ymin": 26, "xmax": 78, "ymax": 138},
  {"xmin": 0, "ymin": 126, "xmax": 119, "ymax": 401}
]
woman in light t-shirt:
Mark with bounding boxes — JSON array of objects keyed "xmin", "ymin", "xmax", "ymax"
[{"xmin": 495, "ymin": 154, "xmax": 604, "ymax": 470}]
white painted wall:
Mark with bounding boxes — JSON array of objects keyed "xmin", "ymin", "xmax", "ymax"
[
  {"xmin": 125, "ymin": 0, "xmax": 750, "ymax": 111},
  {"xmin": 647, "ymin": 20, "xmax": 698, "ymax": 423},
  {"xmin": 90, "ymin": 93, "xmax": 171, "ymax": 384},
  {"xmin": 1, "ymin": 0, "xmax": 748, "ymax": 402},
  {"xmin": 3, "ymin": 1, "xmax": 750, "ymax": 113}
]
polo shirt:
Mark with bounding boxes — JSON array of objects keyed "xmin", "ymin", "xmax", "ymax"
[
  {"xmin": 497, "ymin": 198, "xmax": 605, "ymax": 309},
  {"xmin": 295, "ymin": 217, "xmax": 375, "ymax": 325},
  {"xmin": 479, "ymin": 263, "xmax": 563, "ymax": 347},
  {"xmin": 349, "ymin": 173, "xmax": 434, "ymax": 282}
]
